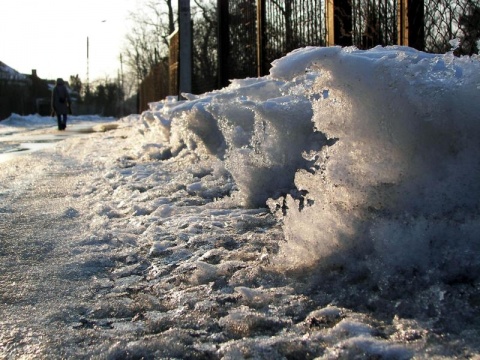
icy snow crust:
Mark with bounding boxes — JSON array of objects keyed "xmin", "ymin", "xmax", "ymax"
[{"xmin": 1, "ymin": 46, "xmax": 479, "ymax": 358}]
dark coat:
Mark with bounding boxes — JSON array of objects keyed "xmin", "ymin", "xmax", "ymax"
[{"xmin": 51, "ymin": 78, "xmax": 71, "ymax": 115}]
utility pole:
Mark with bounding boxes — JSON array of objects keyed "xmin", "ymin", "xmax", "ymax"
[
  {"xmin": 217, "ymin": 0, "xmax": 229, "ymax": 88},
  {"xmin": 86, "ymin": 36, "xmax": 90, "ymax": 94},
  {"xmin": 256, "ymin": 0, "xmax": 266, "ymax": 77},
  {"xmin": 119, "ymin": 53, "xmax": 124, "ymax": 117},
  {"xmin": 178, "ymin": 0, "xmax": 192, "ymax": 99}
]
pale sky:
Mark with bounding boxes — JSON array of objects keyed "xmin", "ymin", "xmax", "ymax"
[{"xmin": 0, "ymin": 0, "xmax": 139, "ymax": 82}]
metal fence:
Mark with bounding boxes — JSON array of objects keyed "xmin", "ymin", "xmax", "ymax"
[
  {"xmin": 263, "ymin": 0, "xmax": 327, "ymax": 64},
  {"xmin": 227, "ymin": 1, "xmax": 258, "ymax": 80},
  {"xmin": 222, "ymin": 0, "xmax": 479, "ymax": 81},
  {"xmin": 424, "ymin": 0, "xmax": 479, "ymax": 54},
  {"xmin": 350, "ymin": 0, "xmax": 399, "ymax": 49},
  {"xmin": 164, "ymin": 0, "xmax": 480, "ymax": 99},
  {"xmin": 138, "ymin": 61, "xmax": 169, "ymax": 112},
  {"xmin": 222, "ymin": 0, "xmax": 328, "ymax": 81}
]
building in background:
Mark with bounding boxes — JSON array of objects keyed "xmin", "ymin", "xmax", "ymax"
[{"xmin": 0, "ymin": 62, "xmax": 57, "ymax": 120}]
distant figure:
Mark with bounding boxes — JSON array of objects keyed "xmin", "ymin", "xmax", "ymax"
[{"xmin": 51, "ymin": 78, "xmax": 71, "ymax": 130}]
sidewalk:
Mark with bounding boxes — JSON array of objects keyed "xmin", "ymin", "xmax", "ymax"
[
  {"xmin": 0, "ymin": 119, "xmax": 118, "ymax": 163},
  {"xmin": 0, "ymin": 148, "xmax": 112, "ymax": 357},
  {"xmin": 0, "ymin": 122, "xmax": 283, "ymax": 358}
]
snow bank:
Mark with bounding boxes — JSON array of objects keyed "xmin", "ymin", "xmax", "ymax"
[
  {"xmin": 3, "ymin": 45, "xmax": 480, "ymax": 358},
  {"xmin": 140, "ymin": 46, "xmax": 480, "ymax": 285},
  {"xmin": 276, "ymin": 47, "xmax": 480, "ymax": 281}
]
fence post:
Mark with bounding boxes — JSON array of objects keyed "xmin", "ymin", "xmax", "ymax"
[
  {"xmin": 169, "ymin": 30, "xmax": 179, "ymax": 96},
  {"xmin": 326, "ymin": 0, "xmax": 353, "ymax": 46},
  {"xmin": 409, "ymin": 0, "xmax": 425, "ymax": 50},
  {"xmin": 256, "ymin": 0, "xmax": 266, "ymax": 77},
  {"xmin": 178, "ymin": 0, "xmax": 192, "ymax": 98},
  {"xmin": 398, "ymin": 0, "xmax": 408, "ymax": 46},
  {"xmin": 326, "ymin": 0, "xmax": 334, "ymax": 46},
  {"xmin": 398, "ymin": 0, "xmax": 425, "ymax": 50},
  {"xmin": 218, "ymin": 0, "xmax": 229, "ymax": 88}
]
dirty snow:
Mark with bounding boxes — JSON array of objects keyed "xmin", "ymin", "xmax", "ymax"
[{"xmin": 1, "ymin": 46, "xmax": 479, "ymax": 358}]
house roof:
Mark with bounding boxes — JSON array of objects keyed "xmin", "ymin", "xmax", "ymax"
[{"xmin": 0, "ymin": 61, "xmax": 28, "ymax": 81}]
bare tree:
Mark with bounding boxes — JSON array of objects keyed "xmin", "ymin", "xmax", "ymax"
[{"xmin": 122, "ymin": 0, "xmax": 176, "ymax": 83}]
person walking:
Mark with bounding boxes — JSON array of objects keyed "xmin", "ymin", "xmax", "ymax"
[{"xmin": 51, "ymin": 78, "xmax": 71, "ymax": 130}]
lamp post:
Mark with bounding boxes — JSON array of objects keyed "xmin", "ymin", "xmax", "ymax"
[{"xmin": 86, "ymin": 36, "xmax": 90, "ymax": 93}]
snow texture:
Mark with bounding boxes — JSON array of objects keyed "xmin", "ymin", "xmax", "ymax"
[{"xmin": 1, "ymin": 46, "xmax": 480, "ymax": 358}]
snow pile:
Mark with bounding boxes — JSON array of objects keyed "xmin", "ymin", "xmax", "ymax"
[
  {"xmin": 103, "ymin": 45, "xmax": 478, "ymax": 356},
  {"xmin": 2, "ymin": 46, "xmax": 480, "ymax": 358},
  {"xmin": 276, "ymin": 47, "xmax": 480, "ymax": 280},
  {"xmin": 142, "ymin": 46, "xmax": 480, "ymax": 284}
]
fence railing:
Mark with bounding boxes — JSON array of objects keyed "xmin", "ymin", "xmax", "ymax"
[
  {"xmin": 138, "ymin": 61, "xmax": 169, "ymax": 112},
  {"xmin": 424, "ymin": 0, "xmax": 479, "ymax": 54},
  {"xmin": 156, "ymin": 0, "xmax": 478, "ymax": 103},
  {"xmin": 219, "ymin": 0, "xmax": 479, "ymax": 81}
]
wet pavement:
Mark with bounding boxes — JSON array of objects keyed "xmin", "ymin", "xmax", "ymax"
[{"xmin": 0, "ymin": 122, "xmax": 118, "ymax": 163}]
